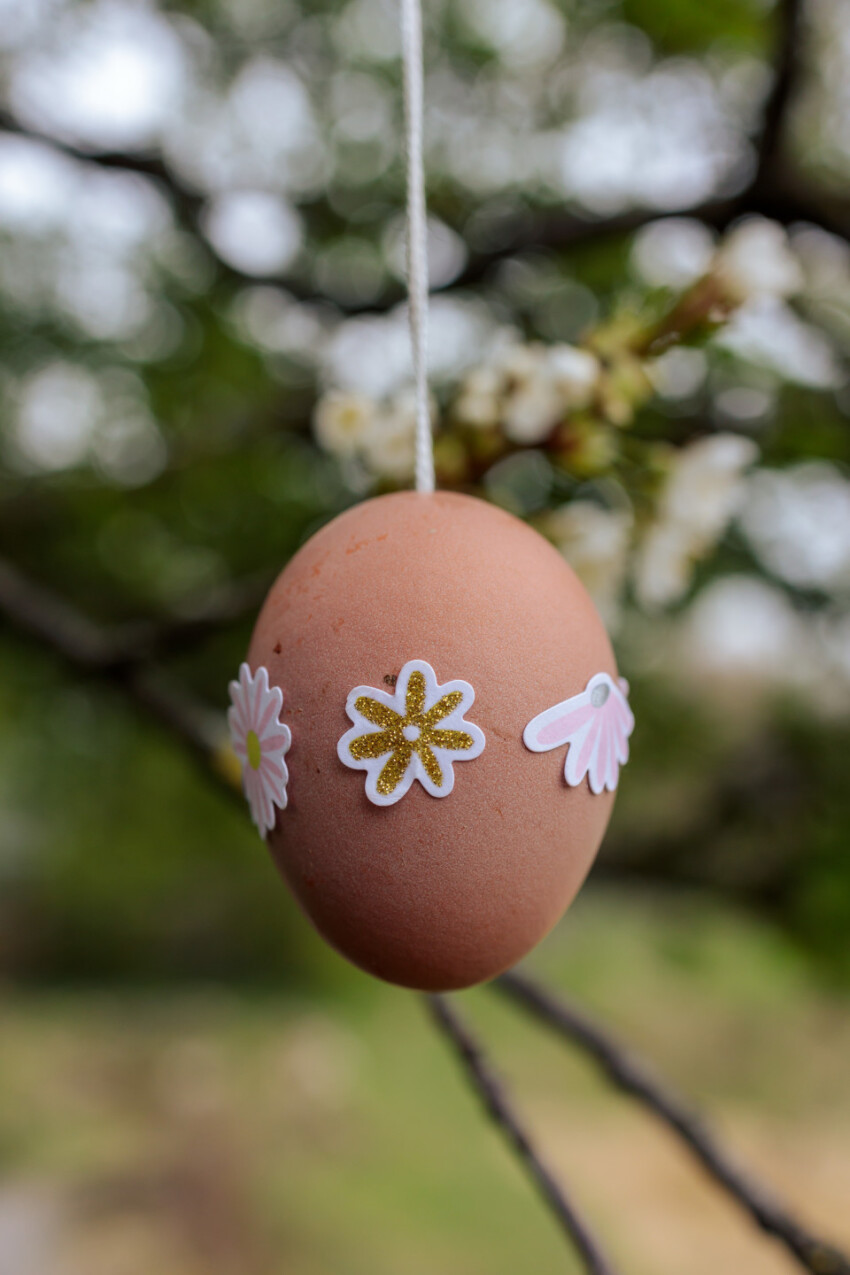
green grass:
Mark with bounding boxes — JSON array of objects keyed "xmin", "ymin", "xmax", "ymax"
[{"xmin": 0, "ymin": 888, "xmax": 848, "ymax": 1275}]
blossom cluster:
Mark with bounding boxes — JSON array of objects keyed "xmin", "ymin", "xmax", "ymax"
[
  {"xmin": 453, "ymin": 341, "xmax": 600, "ymax": 443},
  {"xmin": 314, "ymin": 388, "xmax": 424, "ymax": 483},
  {"xmin": 310, "ymin": 218, "xmax": 836, "ymax": 622}
]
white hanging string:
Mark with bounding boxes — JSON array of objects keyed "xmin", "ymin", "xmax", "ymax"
[{"xmin": 400, "ymin": 0, "xmax": 436, "ymax": 494}]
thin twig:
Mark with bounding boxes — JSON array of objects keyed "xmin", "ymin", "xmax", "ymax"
[
  {"xmin": 496, "ymin": 970, "xmax": 850, "ymax": 1275},
  {"xmin": 426, "ymin": 995, "xmax": 619, "ymax": 1275},
  {"xmin": 0, "ymin": 557, "xmax": 266, "ymax": 669},
  {"xmin": 0, "ymin": 557, "xmax": 234, "ymax": 783},
  {"xmin": 755, "ymin": 0, "xmax": 805, "ymax": 188}
]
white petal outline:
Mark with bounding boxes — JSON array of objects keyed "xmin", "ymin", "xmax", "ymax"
[
  {"xmin": 228, "ymin": 662, "xmax": 292, "ymax": 835},
  {"xmin": 523, "ymin": 671, "xmax": 634, "ymax": 794},
  {"xmin": 337, "ymin": 658, "xmax": 486, "ymax": 808}
]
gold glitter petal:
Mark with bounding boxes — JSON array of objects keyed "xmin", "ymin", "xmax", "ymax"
[
  {"xmin": 427, "ymin": 728, "xmax": 475, "ymax": 752},
  {"xmin": 354, "ymin": 696, "xmax": 402, "ymax": 728},
  {"xmin": 349, "ymin": 730, "xmax": 397, "ymax": 761},
  {"xmin": 405, "ymin": 670, "xmax": 426, "ymax": 719},
  {"xmin": 416, "ymin": 741, "xmax": 444, "ymax": 788},
  {"xmin": 422, "ymin": 690, "xmax": 464, "ymax": 727},
  {"xmin": 376, "ymin": 742, "xmax": 413, "ymax": 796}
]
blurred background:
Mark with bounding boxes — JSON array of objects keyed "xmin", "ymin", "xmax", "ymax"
[{"xmin": 0, "ymin": 0, "xmax": 849, "ymax": 1270}]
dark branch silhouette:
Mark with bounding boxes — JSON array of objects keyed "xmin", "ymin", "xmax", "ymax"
[
  {"xmin": 756, "ymin": 0, "xmax": 806, "ymax": 189},
  {"xmin": 426, "ymin": 995, "xmax": 619, "ymax": 1275},
  {"xmin": 496, "ymin": 970, "xmax": 850, "ymax": 1275},
  {"xmin": 2, "ymin": 113, "xmax": 846, "ymax": 312},
  {"xmin": 0, "ymin": 557, "xmax": 230, "ymax": 778},
  {"xmin": 0, "ymin": 559, "xmax": 269, "ymax": 672},
  {"xmin": 0, "ymin": 0, "xmax": 847, "ymax": 324}
]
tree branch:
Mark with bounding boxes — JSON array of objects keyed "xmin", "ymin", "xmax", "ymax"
[
  {"xmin": 0, "ymin": 557, "xmax": 235, "ymax": 783},
  {"xmin": 0, "ymin": 555, "xmax": 267, "ymax": 667},
  {"xmin": 426, "ymin": 994, "xmax": 619, "ymax": 1275},
  {"xmin": 755, "ymin": 0, "xmax": 806, "ymax": 189},
  {"xmin": 3, "ymin": 52, "xmax": 849, "ymax": 327},
  {"xmin": 496, "ymin": 970, "xmax": 850, "ymax": 1275}
]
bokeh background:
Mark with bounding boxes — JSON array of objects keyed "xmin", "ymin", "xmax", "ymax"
[{"xmin": 0, "ymin": 0, "xmax": 849, "ymax": 1271}]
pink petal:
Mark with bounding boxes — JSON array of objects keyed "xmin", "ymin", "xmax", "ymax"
[
  {"xmin": 251, "ymin": 771, "xmax": 270, "ymax": 826},
  {"xmin": 594, "ymin": 722, "xmax": 612, "ymax": 793},
  {"xmin": 604, "ymin": 723, "xmax": 619, "ymax": 789},
  {"xmin": 259, "ymin": 756, "xmax": 284, "ymax": 793},
  {"xmin": 567, "ymin": 715, "xmax": 599, "ymax": 786},
  {"xmin": 257, "ymin": 789, "xmax": 273, "ymax": 833},
  {"xmin": 258, "ymin": 767, "xmax": 278, "ymax": 804},
  {"xmin": 228, "ymin": 691, "xmax": 249, "ymax": 735},
  {"xmin": 609, "ymin": 694, "xmax": 632, "ymax": 732},
  {"xmin": 243, "ymin": 768, "xmax": 261, "ymax": 823},
  {"xmin": 612, "ymin": 717, "xmax": 630, "ymax": 766},
  {"xmin": 261, "ymin": 749, "xmax": 288, "ymax": 770},
  {"xmin": 249, "ymin": 672, "xmax": 263, "ymax": 725},
  {"xmin": 242, "ymin": 764, "xmax": 257, "ymax": 800},
  {"xmin": 536, "ymin": 702, "xmax": 595, "ymax": 748},
  {"xmin": 252, "ymin": 769, "xmax": 270, "ymax": 822},
  {"xmin": 242, "ymin": 673, "xmax": 259, "ymax": 724},
  {"xmin": 261, "ymin": 782, "xmax": 278, "ymax": 829},
  {"xmin": 260, "ymin": 731, "xmax": 290, "ymax": 752},
  {"xmin": 257, "ymin": 691, "xmax": 281, "ymax": 738}
]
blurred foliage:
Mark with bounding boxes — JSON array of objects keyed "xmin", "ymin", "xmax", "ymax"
[
  {"xmin": 0, "ymin": 898, "xmax": 849, "ymax": 1274},
  {"xmin": 0, "ymin": 0, "xmax": 848, "ymax": 988}
]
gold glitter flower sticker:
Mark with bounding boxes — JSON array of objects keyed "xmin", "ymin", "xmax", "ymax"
[{"xmin": 337, "ymin": 659, "xmax": 486, "ymax": 807}]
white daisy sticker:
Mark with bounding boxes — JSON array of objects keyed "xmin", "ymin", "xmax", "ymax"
[
  {"xmin": 228, "ymin": 663, "xmax": 292, "ymax": 835},
  {"xmin": 337, "ymin": 659, "xmax": 486, "ymax": 807},
  {"xmin": 523, "ymin": 672, "xmax": 634, "ymax": 794}
]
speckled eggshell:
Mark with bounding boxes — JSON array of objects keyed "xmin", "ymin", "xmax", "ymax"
[{"xmin": 249, "ymin": 490, "xmax": 618, "ymax": 991}]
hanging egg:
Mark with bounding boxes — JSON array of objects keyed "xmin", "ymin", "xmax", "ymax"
[{"xmin": 229, "ymin": 490, "xmax": 633, "ymax": 991}]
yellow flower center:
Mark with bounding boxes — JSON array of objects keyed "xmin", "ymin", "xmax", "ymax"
[{"xmin": 246, "ymin": 729, "xmax": 262, "ymax": 770}]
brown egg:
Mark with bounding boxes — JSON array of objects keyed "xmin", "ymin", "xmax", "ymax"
[{"xmin": 247, "ymin": 490, "xmax": 621, "ymax": 991}]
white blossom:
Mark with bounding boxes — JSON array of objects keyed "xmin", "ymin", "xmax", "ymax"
[
  {"xmin": 313, "ymin": 389, "xmax": 378, "ymax": 457},
  {"xmin": 647, "ymin": 347, "xmax": 707, "ymax": 400},
  {"xmin": 502, "ymin": 342, "xmax": 600, "ymax": 443},
  {"xmin": 634, "ymin": 521, "xmax": 695, "ymax": 610},
  {"xmin": 716, "ymin": 296, "xmax": 842, "ymax": 389},
  {"xmin": 631, "ymin": 217, "xmax": 716, "ymax": 289},
  {"xmin": 363, "ymin": 418, "xmax": 416, "ymax": 482},
  {"xmin": 547, "ymin": 345, "xmax": 600, "ymax": 407},
  {"xmin": 487, "ymin": 343, "xmax": 555, "ymax": 443},
  {"xmin": 635, "ymin": 433, "xmax": 757, "ymax": 608},
  {"xmin": 680, "ymin": 576, "xmax": 812, "ymax": 686},
  {"xmin": 452, "ymin": 340, "xmax": 601, "ymax": 443},
  {"xmin": 659, "ymin": 434, "xmax": 758, "ymax": 547},
  {"xmin": 454, "ymin": 364, "xmax": 503, "ymax": 429},
  {"xmin": 714, "ymin": 217, "xmax": 803, "ymax": 304},
  {"xmin": 544, "ymin": 501, "xmax": 632, "ymax": 627},
  {"xmin": 739, "ymin": 462, "xmax": 850, "ymax": 593},
  {"xmin": 362, "ymin": 391, "xmax": 431, "ymax": 482},
  {"xmin": 502, "ymin": 377, "xmax": 564, "ymax": 443}
]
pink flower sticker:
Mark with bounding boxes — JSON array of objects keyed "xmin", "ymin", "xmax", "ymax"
[
  {"xmin": 523, "ymin": 672, "xmax": 634, "ymax": 794},
  {"xmin": 228, "ymin": 663, "xmax": 292, "ymax": 835}
]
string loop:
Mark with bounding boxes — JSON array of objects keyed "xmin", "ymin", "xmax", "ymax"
[{"xmin": 400, "ymin": 0, "xmax": 435, "ymax": 494}]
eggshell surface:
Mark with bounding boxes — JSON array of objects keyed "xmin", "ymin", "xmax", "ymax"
[{"xmin": 249, "ymin": 490, "xmax": 619, "ymax": 991}]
